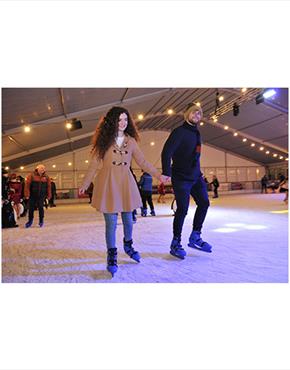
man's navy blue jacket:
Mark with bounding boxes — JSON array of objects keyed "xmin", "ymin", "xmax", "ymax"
[{"xmin": 161, "ymin": 121, "xmax": 202, "ymax": 181}]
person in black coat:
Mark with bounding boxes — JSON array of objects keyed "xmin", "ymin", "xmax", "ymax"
[
  {"xmin": 261, "ymin": 175, "xmax": 268, "ymax": 194},
  {"xmin": 49, "ymin": 178, "xmax": 57, "ymax": 207},
  {"xmin": 161, "ymin": 103, "xmax": 212, "ymax": 259},
  {"xmin": 211, "ymin": 175, "xmax": 220, "ymax": 198},
  {"xmin": 138, "ymin": 170, "xmax": 156, "ymax": 216}
]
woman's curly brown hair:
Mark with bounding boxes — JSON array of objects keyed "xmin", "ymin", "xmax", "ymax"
[{"xmin": 91, "ymin": 106, "xmax": 140, "ymax": 159}]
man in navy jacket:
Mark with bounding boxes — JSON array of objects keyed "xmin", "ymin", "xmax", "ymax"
[{"xmin": 161, "ymin": 103, "xmax": 212, "ymax": 259}]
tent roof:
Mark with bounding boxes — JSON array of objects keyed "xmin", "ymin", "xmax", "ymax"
[{"xmin": 2, "ymin": 88, "xmax": 288, "ymax": 169}]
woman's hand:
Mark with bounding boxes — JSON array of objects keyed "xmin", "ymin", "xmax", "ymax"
[{"xmin": 79, "ymin": 187, "xmax": 86, "ymax": 195}]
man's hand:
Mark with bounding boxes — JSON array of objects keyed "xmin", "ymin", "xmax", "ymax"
[{"xmin": 160, "ymin": 175, "xmax": 171, "ymax": 183}]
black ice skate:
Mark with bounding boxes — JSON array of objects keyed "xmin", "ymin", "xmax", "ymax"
[
  {"xmin": 25, "ymin": 220, "xmax": 33, "ymax": 228},
  {"xmin": 107, "ymin": 248, "xmax": 118, "ymax": 277},
  {"xmin": 141, "ymin": 207, "xmax": 147, "ymax": 217},
  {"xmin": 123, "ymin": 239, "xmax": 141, "ymax": 262},
  {"xmin": 170, "ymin": 237, "xmax": 186, "ymax": 259},
  {"xmin": 188, "ymin": 231, "xmax": 212, "ymax": 253}
]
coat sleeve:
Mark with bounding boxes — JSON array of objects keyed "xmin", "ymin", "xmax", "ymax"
[
  {"xmin": 24, "ymin": 174, "xmax": 32, "ymax": 198},
  {"xmin": 131, "ymin": 139, "xmax": 160, "ymax": 179},
  {"xmin": 161, "ymin": 129, "xmax": 183, "ymax": 177},
  {"xmin": 81, "ymin": 155, "xmax": 100, "ymax": 190}
]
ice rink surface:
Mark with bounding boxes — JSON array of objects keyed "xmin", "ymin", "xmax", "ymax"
[{"xmin": 2, "ymin": 193, "xmax": 288, "ymax": 283}]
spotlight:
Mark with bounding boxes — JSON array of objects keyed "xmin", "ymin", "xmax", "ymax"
[
  {"xmin": 70, "ymin": 119, "xmax": 82, "ymax": 131},
  {"xmin": 256, "ymin": 89, "xmax": 277, "ymax": 104},
  {"xmin": 263, "ymin": 89, "xmax": 276, "ymax": 99},
  {"xmin": 233, "ymin": 102, "xmax": 239, "ymax": 116}
]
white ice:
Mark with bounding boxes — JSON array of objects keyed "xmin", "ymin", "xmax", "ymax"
[{"xmin": 2, "ymin": 193, "xmax": 288, "ymax": 283}]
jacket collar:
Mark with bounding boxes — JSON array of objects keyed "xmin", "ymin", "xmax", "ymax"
[
  {"xmin": 113, "ymin": 135, "xmax": 129, "ymax": 150},
  {"xmin": 182, "ymin": 121, "xmax": 199, "ymax": 132}
]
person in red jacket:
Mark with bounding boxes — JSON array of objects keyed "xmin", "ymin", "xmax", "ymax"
[
  {"xmin": 24, "ymin": 164, "xmax": 51, "ymax": 228},
  {"xmin": 8, "ymin": 173, "xmax": 23, "ymax": 219}
]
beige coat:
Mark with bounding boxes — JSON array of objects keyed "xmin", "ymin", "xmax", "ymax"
[{"xmin": 82, "ymin": 136, "xmax": 160, "ymax": 213}]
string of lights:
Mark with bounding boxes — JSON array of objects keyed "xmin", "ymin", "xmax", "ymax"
[{"xmin": 6, "ymin": 88, "xmax": 288, "ymax": 170}]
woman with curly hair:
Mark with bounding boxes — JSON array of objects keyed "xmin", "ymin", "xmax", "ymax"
[{"xmin": 80, "ymin": 106, "xmax": 162, "ymax": 277}]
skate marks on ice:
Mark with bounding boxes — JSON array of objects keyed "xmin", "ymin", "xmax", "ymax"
[{"xmin": 2, "ymin": 194, "xmax": 288, "ymax": 283}]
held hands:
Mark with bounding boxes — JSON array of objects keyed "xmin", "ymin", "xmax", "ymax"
[{"xmin": 159, "ymin": 174, "xmax": 171, "ymax": 184}]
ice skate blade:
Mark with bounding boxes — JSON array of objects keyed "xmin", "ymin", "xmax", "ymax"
[
  {"xmin": 188, "ymin": 243, "xmax": 212, "ymax": 253},
  {"xmin": 170, "ymin": 250, "xmax": 185, "ymax": 260}
]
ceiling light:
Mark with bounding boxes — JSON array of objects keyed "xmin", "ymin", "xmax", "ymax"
[
  {"xmin": 196, "ymin": 102, "xmax": 201, "ymax": 107},
  {"xmin": 52, "ymin": 164, "xmax": 56, "ymax": 168},
  {"xmin": 285, "ymin": 158, "xmax": 289, "ymax": 161},
  {"xmin": 233, "ymin": 132, "xmax": 238, "ymax": 137},
  {"xmin": 20, "ymin": 166, "xmax": 24, "ymax": 170},
  {"xmin": 5, "ymin": 166, "xmax": 9, "ymax": 170},
  {"xmin": 219, "ymin": 96, "xmax": 224, "ymax": 102},
  {"xmin": 68, "ymin": 162, "xmax": 72, "ymax": 166},
  {"xmin": 273, "ymin": 154, "xmax": 278, "ymax": 157},
  {"xmin": 85, "ymin": 160, "xmax": 89, "ymax": 163},
  {"xmin": 167, "ymin": 109, "xmax": 174, "ymax": 115},
  {"xmin": 241, "ymin": 88, "xmax": 247, "ymax": 93},
  {"xmin": 150, "ymin": 142, "xmax": 155, "ymax": 146},
  {"xmin": 137, "ymin": 114, "xmax": 144, "ymax": 120},
  {"xmin": 243, "ymin": 138, "xmax": 247, "ymax": 142},
  {"xmin": 251, "ymin": 143, "xmax": 255, "ymax": 147},
  {"xmin": 266, "ymin": 151, "xmax": 270, "ymax": 154},
  {"xmin": 259, "ymin": 146, "xmax": 264, "ymax": 151},
  {"xmin": 24, "ymin": 125, "xmax": 31, "ymax": 133},
  {"xmin": 279, "ymin": 156, "xmax": 284, "ymax": 159},
  {"xmin": 47, "ymin": 104, "xmax": 52, "ymax": 111},
  {"xmin": 224, "ymin": 125, "xmax": 229, "ymax": 130},
  {"xmin": 66, "ymin": 119, "xmax": 82, "ymax": 131},
  {"xmin": 200, "ymin": 122, "xmax": 204, "ymax": 126}
]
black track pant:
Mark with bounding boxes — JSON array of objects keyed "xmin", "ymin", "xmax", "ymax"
[
  {"xmin": 141, "ymin": 190, "xmax": 154, "ymax": 211},
  {"xmin": 172, "ymin": 177, "xmax": 210, "ymax": 239},
  {"xmin": 28, "ymin": 197, "xmax": 45, "ymax": 223}
]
